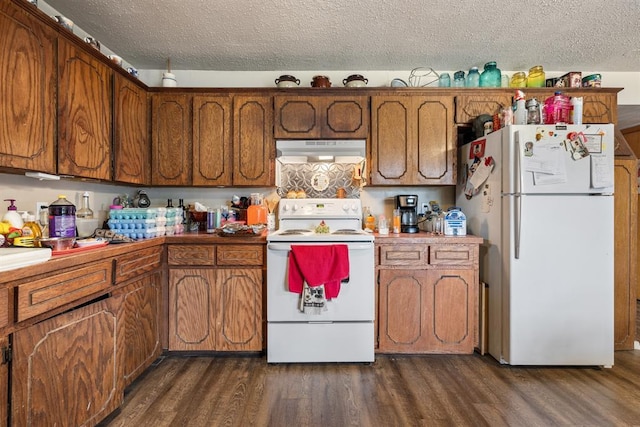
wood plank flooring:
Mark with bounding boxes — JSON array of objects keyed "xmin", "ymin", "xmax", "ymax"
[{"xmin": 100, "ymin": 305, "xmax": 640, "ymax": 427}]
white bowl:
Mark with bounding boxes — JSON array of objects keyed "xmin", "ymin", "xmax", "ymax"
[{"xmin": 76, "ymin": 218, "xmax": 101, "ymax": 238}]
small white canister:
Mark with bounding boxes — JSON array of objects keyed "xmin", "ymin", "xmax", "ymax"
[
  {"xmin": 162, "ymin": 72, "xmax": 177, "ymax": 87},
  {"xmin": 444, "ymin": 208, "xmax": 467, "ymax": 236}
]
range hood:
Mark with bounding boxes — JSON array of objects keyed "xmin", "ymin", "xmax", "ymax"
[{"xmin": 276, "ymin": 139, "xmax": 366, "ymax": 162}]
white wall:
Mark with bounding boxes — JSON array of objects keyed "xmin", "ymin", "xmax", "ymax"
[
  {"xmin": 0, "ymin": 172, "xmax": 454, "ymax": 226},
  {"xmin": 138, "ymin": 69, "xmax": 640, "ymax": 105}
]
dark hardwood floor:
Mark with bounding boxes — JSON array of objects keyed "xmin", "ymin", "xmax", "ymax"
[{"xmin": 100, "ymin": 305, "xmax": 640, "ymax": 427}]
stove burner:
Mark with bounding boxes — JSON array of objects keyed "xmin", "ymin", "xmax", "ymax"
[
  {"xmin": 278, "ymin": 229, "xmax": 312, "ymax": 236},
  {"xmin": 332, "ymin": 229, "xmax": 364, "ymax": 235}
]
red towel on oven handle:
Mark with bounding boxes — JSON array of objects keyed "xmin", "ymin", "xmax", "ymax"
[{"xmin": 288, "ymin": 244, "xmax": 350, "ymax": 298}]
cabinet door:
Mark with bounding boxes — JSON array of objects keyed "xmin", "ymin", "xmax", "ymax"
[
  {"xmin": 58, "ymin": 39, "xmax": 112, "ymax": 180},
  {"xmin": 233, "ymin": 95, "xmax": 274, "ymax": 186},
  {"xmin": 427, "ymin": 269, "xmax": 476, "ymax": 354},
  {"xmin": 371, "ymin": 95, "xmax": 413, "ymax": 184},
  {"xmin": 274, "ymin": 96, "xmax": 321, "ymax": 138},
  {"xmin": 151, "ymin": 93, "xmax": 191, "ymax": 185},
  {"xmin": 323, "ymin": 96, "xmax": 369, "ymax": 139},
  {"xmin": 12, "ymin": 296, "xmax": 124, "ymax": 427},
  {"xmin": 114, "ymin": 74, "xmax": 150, "ymax": 184},
  {"xmin": 168, "ymin": 269, "xmax": 217, "ymax": 351},
  {"xmin": 613, "ymin": 158, "xmax": 637, "ymax": 350},
  {"xmin": 371, "ymin": 95, "xmax": 454, "ymax": 185},
  {"xmin": 112, "ymin": 272, "xmax": 162, "ymax": 386},
  {"xmin": 378, "ymin": 268, "xmax": 431, "ymax": 352},
  {"xmin": 216, "ymin": 268, "xmax": 263, "ymax": 351},
  {"xmin": 0, "ymin": 0, "xmax": 56, "ymax": 173},
  {"xmin": 0, "ymin": 336, "xmax": 7, "ymax": 427},
  {"xmin": 414, "ymin": 95, "xmax": 455, "ymax": 184},
  {"xmin": 193, "ymin": 95, "xmax": 233, "ymax": 186}
]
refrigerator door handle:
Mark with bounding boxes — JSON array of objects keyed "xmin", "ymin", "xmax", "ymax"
[
  {"xmin": 514, "ymin": 194, "xmax": 521, "ymax": 259},
  {"xmin": 514, "ymin": 131, "xmax": 522, "ymax": 195},
  {"xmin": 513, "ymin": 133, "xmax": 522, "ymax": 259}
]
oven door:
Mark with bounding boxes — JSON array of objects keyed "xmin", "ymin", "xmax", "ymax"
[{"xmin": 266, "ymin": 241, "xmax": 375, "ymax": 322}]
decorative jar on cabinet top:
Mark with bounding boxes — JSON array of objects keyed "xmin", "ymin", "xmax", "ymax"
[{"xmin": 479, "ymin": 61, "xmax": 501, "ymax": 87}]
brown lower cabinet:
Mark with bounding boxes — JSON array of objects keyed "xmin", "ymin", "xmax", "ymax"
[
  {"xmin": 168, "ymin": 244, "xmax": 264, "ymax": 351},
  {"xmin": 376, "ymin": 240, "xmax": 480, "ymax": 354},
  {"xmin": 0, "ymin": 335, "xmax": 7, "ymax": 427},
  {"xmin": 112, "ymin": 272, "xmax": 163, "ymax": 386},
  {"xmin": 11, "ymin": 295, "xmax": 125, "ymax": 427}
]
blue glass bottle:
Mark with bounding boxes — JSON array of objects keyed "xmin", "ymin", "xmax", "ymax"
[
  {"xmin": 479, "ymin": 61, "xmax": 501, "ymax": 87},
  {"xmin": 438, "ymin": 72, "xmax": 451, "ymax": 87},
  {"xmin": 466, "ymin": 67, "xmax": 480, "ymax": 87},
  {"xmin": 452, "ymin": 70, "xmax": 466, "ymax": 87}
]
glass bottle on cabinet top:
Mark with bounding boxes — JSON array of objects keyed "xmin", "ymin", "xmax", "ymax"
[
  {"xmin": 479, "ymin": 61, "xmax": 501, "ymax": 87},
  {"xmin": 466, "ymin": 67, "xmax": 480, "ymax": 87}
]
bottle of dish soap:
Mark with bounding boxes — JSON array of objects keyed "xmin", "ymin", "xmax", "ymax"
[{"xmin": 3, "ymin": 199, "xmax": 24, "ymax": 229}]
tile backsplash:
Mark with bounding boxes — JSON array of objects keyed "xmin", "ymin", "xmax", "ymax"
[{"xmin": 276, "ymin": 162, "xmax": 362, "ymax": 198}]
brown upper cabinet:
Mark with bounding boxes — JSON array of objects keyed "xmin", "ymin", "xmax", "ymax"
[
  {"xmin": 192, "ymin": 94, "xmax": 233, "ymax": 186},
  {"xmin": 151, "ymin": 92, "xmax": 274, "ymax": 186},
  {"xmin": 370, "ymin": 94, "xmax": 455, "ymax": 185},
  {"xmin": 114, "ymin": 74, "xmax": 150, "ymax": 184},
  {"xmin": 0, "ymin": 0, "xmax": 57, "ymax": 173},
  {"xmin": 151, "ymin": 93, "xmax": 191, "ymax": 186},
  {"xmin": 274, "ymin": 95, "xmax": 369, "ymax": 139},
  {"xmin": 233, "ymin": 94, "xmax": 274, "ymax": 186},
  {"xmin": 58, "ymin": 38, "xmax": 113, "ymax": 180}
]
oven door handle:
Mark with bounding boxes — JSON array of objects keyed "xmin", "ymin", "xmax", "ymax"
[{"xmin": 267, "ymin": 243, "xmax": 373, "ymax": 251}]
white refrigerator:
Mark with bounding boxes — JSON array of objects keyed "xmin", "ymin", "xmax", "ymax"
[{"xmin": 456, "ymin": 124, "xmax": 615, "ymax": 366}]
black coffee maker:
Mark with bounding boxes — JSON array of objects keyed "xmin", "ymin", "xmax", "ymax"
[{"xmin": 396, "ymin": 195, "xmax": 419, "ymax": 233}]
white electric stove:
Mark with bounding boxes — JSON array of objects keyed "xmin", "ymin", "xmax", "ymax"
[{"xmin": 266, "ymin": 198, "xmax": 375, "ymax": 363}]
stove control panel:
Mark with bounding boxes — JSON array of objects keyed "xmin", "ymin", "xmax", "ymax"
[{"xmin": 279, "ymin": 198, "xmax": 362, "ymax": 219}]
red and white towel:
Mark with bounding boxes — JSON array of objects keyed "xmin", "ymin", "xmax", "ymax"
[{"xmin": 288, "ymin": 244, "xmax": 349, "ymax": 299}]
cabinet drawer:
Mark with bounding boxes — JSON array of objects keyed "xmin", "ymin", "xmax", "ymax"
[
  {"xmin": 114, "ymin": 246, "xmax": 163, "ymax": 283},
  {"xmin": 168, "ymin": 245, "xmax": 215, "ymax": 266},
  {"xmin": 379, "ymin": 244, "xmax": 428, "ymax": 267},
  {"xmin": 429, "ymin": 244, "xmax": 474, "ymax": 266},
  {"xmin": 16, "ymin": 260, "xmax": 113, "ymax": 322},
  {"xmin": 217, "ymin": 245, "xmax": 264, "ymax": 266},
  {"xmin": 0, "ymin": 287, "xmax": 8, "ymax": 329}
]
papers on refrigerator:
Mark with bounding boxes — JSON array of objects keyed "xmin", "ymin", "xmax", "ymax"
[{"xmin": 523, "ymin": 142, "xmax": 568, "ymax": 185}]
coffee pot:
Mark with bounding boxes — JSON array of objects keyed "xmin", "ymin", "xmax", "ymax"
[{"xmin": 395, "ymin": 195, "xmax": 419, "ymax": 233}]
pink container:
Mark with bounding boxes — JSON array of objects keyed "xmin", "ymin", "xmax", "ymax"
[{"xmin": 543, "ymin": 93, "xmax": 572, "ymax": 124}]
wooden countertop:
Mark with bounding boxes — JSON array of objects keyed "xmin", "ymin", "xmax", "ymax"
[
  {"xmin": 0, "ymin": 230, "xmax": 483, "ymax": 284},
  {"xmin": 0, "ymin": 232, "xmax": 267, "ymax": 284},
  {"xmin": 373, "ymin": 231, "xmax": 483, "ymax": 244}
]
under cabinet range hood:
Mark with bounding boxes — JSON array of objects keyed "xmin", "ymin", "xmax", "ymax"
[{"xmin": 276, "ymin": 139, "xmax": 366, "ymax": 163}]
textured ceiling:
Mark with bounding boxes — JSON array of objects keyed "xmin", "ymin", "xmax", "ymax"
[{"xmin": 43, "ymin": 0, "xmax": 640, "ymax": 72}]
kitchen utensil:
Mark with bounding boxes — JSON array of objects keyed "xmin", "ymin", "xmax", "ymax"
[
  {"xmin": 53, "ymin": 15, "xmax": 74, "ymax": 31},
  {"xmin": 84, "ymin": 37, "xmax": 101, "ymax": 51},
  {"xmin": 36, "ymin": 236, "xmax": 76, "ymax": 251},
  {"xmin": 108, "ymin": 55, "xmax": 123, "ymax": 67},
  {"xmin": 275, "ymin": 75, "xmax": 300, "ymax": 87},
  {"xmin": 311, "ymin": 75, "xmax": 331, "ymax": 88},
  {"xmin": 343, "ymin": 74, "xmax": 368, "ymax": 87},
  {"xmin": 408, "ymin": 67, "xmax": 438, "ymax": 87}
]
